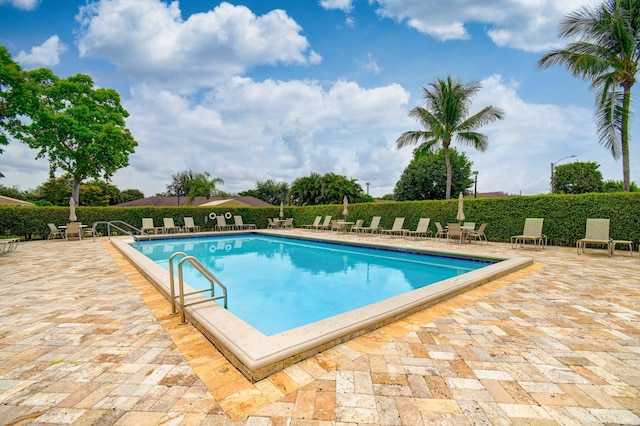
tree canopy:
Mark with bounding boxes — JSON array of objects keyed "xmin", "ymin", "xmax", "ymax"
[
  {"xmin": 239, "ymin": 179, "xmax": 289, "ymax": 205},
  {"xmin": 289, "ymin": 172, "xmax": 367, "ymax": 206},
  {"xmin": 165, "ymin": 169, "xmax": 224, "ymax": 204},
  {"xmin": 11, "ymin": 69, "xmax": 137, "ymax": 204},
  {"xmin": 395, "ymin": 76, "xmax": 503, "ymax": 199},
  {"xmin": 553, "ymin": 161, "xmax": 604, "ymax": 194},
  {"xmin": 538, "ymin": 0, "xmax": 640, "ymax": 191},
  {"xmin": 394, "ymin": 148, "xmax": 473, "ymax": 201}
]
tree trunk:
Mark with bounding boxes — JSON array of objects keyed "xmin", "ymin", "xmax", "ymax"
[
  {"xmin": 444, "ymin": 144, "xmax": 452, "ymax": 199},
  {"xmin": 72, "ymin": 177, "xmax": 81, "ymax": 205},
  {"xmin": 622, "ymin": 85, "xmax": 631, "ymax": 192}
]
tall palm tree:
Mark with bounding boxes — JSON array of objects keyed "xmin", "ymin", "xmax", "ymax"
[
  {"xmin": 187, "ymin": 172, "xmax": 224, "ymax": 204},
  {"xmin": 538, "ymin": 0, "xmax": 640, "ymax": 192},
  {"xmin": 396, "ymin": 76, "xmax": 504, "ymax": 199}
]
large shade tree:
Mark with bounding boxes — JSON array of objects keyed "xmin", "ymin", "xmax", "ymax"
[
  {"xmin": 289, "ymin": 172, "xmax": 366, "ymax": 206},
  {"xmin": 538, "ymin": 0, "xmax": 640, "ymax": 192},
  {"xmin": 395, "ymin": 76, "xmax": 504, "ymax": 199},
  {"xmin": 394, "ymin": 148, "xmax": 473, "ymax": 201},
  {"xmin": 14, "ymin": 69, "xmax": 137, "ymax": 204}
]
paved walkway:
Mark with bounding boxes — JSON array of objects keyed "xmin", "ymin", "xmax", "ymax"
[{"xmin": 1, "ymin": 232, "xmax": 639, "ymax": 425}]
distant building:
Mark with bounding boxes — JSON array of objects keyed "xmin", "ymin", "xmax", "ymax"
[
  {"xmin": 0, "ymin": 195, "xmax": 35, "ymax": 206},
  {"xmin": 116, "ymin": 196, "xmax": 272, "ymax": 207}
]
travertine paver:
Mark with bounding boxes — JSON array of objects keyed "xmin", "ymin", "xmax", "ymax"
[{"xmin": 0, "ymin": 231, "xmax": 639, "ymax": 425}]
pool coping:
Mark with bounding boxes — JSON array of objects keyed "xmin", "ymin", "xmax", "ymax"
[{"xmin": 112, "ymin": 231, "xmax": 533, "ymax": 382}]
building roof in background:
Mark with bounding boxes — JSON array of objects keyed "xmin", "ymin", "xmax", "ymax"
[
  {"xmin": 0, "ymin": 195, "xmax": 36, "ymax": 206},
  {"xmin": 199, "ymin": 199, "xmax": 251, "ymax": 207},
  {"xmin": 116, "ymin": 196, "xmax": 272, "ymax": 207}
]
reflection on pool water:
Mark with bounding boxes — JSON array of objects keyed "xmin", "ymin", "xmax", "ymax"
[{"xmin": 134, "ymin": 234, "xmax": 492, "ymax": 335}]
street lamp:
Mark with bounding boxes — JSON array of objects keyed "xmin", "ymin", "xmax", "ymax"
[
  {"xmin": 472, "ymin": 171, "xmax": 478, "ymax": 198},
  {"xmin": 366, "ymin": 182, "xmax": 370, "ymax": 195},
  {"xmin": 550, "ymin": 155, "xmax": 577, "ymax": 193}
]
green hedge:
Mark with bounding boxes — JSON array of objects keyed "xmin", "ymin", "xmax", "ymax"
[{"xmin": 2, "ymin": 192, "xmax": 638, "ymax": 247}]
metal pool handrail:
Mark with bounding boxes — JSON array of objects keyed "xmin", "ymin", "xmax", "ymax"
[
  {"xmin": 169, "ymin": 252, "xmax": 228, "ymax": 325},
  {"xmin": 91, "ymin": 220, "xmax": 150, "ymax": 241}
]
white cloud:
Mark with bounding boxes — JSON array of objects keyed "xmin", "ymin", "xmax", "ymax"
[
  {"xmin": 75, "ymin": 0, "xmax": 321, "ymax": 92},
  {"xmin": 0, "ymin": 0, "xmax": 39, "ymax": 11},
  {"xmin": 111, "ymin": 77, "xmax": 413, "ymax": 196},
  {"xmin": 319, "ymin": 0, "xmax": 354, "ymax": 13},
  {"xmin": 371, "ymin": 0, "xmax": 602, "ymax": 51},
  {"xmin": 15, "ymin": 35, "xmax": 67, "ymax": 68}
]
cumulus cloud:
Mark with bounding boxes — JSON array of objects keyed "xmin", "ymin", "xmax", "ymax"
[
  {"xmin": 114, "ymin": 77, "xmax": 413, "ymax": 196},
  {"xmin": 0, "ymin": 0, "xmax": 39, "ymax": 10},
  {"xmin": 15, "ymin": 35, "xmax": 67, "ymax": 68},
  {"xmin": 75, "ymin": 0, "xmax": 321, "ymax": 92},
  {"xmin": 371, "ymin": 0, "xmax": 602, "ymax": 52},
  {"xmin": 319, "ymin": 0, "xmax": 354, "ymax": 13}
]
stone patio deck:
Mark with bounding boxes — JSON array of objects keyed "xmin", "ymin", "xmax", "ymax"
[{"xmin": 1, "ymin": 231, "xmax": 639, "ymax": 425}]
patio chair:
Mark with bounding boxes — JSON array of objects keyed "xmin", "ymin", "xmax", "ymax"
[
  {"xmin": 65, "ymin": 222, "xmax": 82, "ymax": 241},
  {"xmin": 163, "ymin": 218, "xmax": 182, "ymax": 233},
  {"xmin": 468, "ymin": 223, "xmax": 488, "ymax": 243},
  {"xmin": 511, "ymin": 218, "xmax": 546, "ymax": 249},
  {"xmin": 183, "ymin": 217, "xmax": 200, "ymax": 233},
  {"xmin": 302, "ymin": 216, "xmax": 322, "ymax": 229},
  {"xmin": 83, "ymin": 222, "xmax": 98, "ymax": 240},
  {"xmin": 381, "ymin": 218, "xmax": 405, "ymax": 236},
  {"xmin": 360, "ymin": 216, "xmax": 382, "ymax": 233},
  {"xmin": 0, "ymin": 238, "xmax": 19, "ymax": 256},
  {"xmin": 577, "ymin": 218, "xmax": 612, "ymax": 256},
  {"xmin": 141, "ymin": 218, "xmax": 163, "ymax": 234},
  {"xmin": 234, "ymin": 215, "xmax": 256, "ymax": 230},
  {"xmin": 446, "ymin": 223, "xmax": 465, "ymax": 244},
  {"xmin": 282, "ymin": 218, "xmax": 294, "ymax": 229},
  {"xmin": 405, "ymin": 218, "xmax": 432, "ymax": 238},
  {"xmin": 350, "ymin": 219, "xmax": 365, "ymax": 233},
  {"xmin": 434, "ymin": 222, "xmax": 447, "ymax": 238},
  {"xmin": 216, "ymin": 215, "xmax": 233, "ymax": 231},
  {"xmin": 309, "ymin": 215, "xmax": 332, "ymax": 231},
  {"xmin": 463, "ymin": 222, "xmax": 476, "ymax": 231},
  {"xmin": 47, "ymin": 223, "xmax": 64, "ymax": 240}
]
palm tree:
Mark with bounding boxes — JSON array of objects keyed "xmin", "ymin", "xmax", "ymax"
[
  {"xmin": 538, "ymin": 0, "xmax": 640, "ymax": 192},
  {"xmin": 396, "ymin": 76, "xmax": 504, "ymax": 199},
  {"xmin": 187, "ymin": 172, "xmax": 224, "ymax": 204}
]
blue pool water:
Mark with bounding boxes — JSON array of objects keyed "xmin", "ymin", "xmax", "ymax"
[{"xmin": 133, "ymin": 235, "xmax": 492, "ymax": 335}]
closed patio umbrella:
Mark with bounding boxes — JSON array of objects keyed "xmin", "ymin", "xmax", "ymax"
[
  {"xmin": 456, "ymin": 192, "xmax": 465, "ymax": 223},
  {"xmin": 342, "ymin": 195, "xmax": 348, "ymax": 218},
  {"xmin": 279, "ymin": 201, "xmax": 284, "ymax": 218},
  {"xmin": 69, "ymin": 197, "xmax": 77, "ymax": 222}
]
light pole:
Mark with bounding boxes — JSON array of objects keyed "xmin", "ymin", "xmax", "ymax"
[
  {"xmin": 472, "ymin": 171, "xmax": 478, "ymax": 198},
  {"xmin": 550, "ymin": 155, "xmax": 577, "ymax": 193},
  {"xmin": 366, "ymin": 182, "xmax": 370, "ymax": 195}
]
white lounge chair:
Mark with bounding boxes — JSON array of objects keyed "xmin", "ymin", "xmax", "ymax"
[
  {"xmin": 350, "ymin": 219, "xmax": 365, "ymax": 233},
  {"xmin": 360, "ymin": 216, "xmax": 382, "ymax": 233},
  {"xmin": 302, "ymin": 216, "xmax": 322, "ymax": 229},
  {"xmin": 234, "ymin": 215, "xmax": 256, "ymax": 230},
  {"xmin": 405, "ymin": 218, "xmax": 432, "ymax": 238},
  {"xmin": 434, "ymin": 222, "xmax": 447, "ymax": 238},
  {"xmin": 381, "ymin": 218, "xmax": 405, "ymax": 236},
  {"xmin": 216, "ymin": 215, "xmax": 234, "ymax": 231},
  {"xmin": 141, "ymin": 218, "xmax": 163, "ymax": 234},
  {"xmin": 163, "ymin": 218, "xmax": 182, "ymax": 233},
  {"xmin": 511, "ymin": 218, "xmax": 546, "ymax": 249},
  {"xmin": 183, "ymin": 217, "xmax": 200, "ymax": 232},
  {"xmin": 577, "ymin": 218, "xmax": 612, "ymax": 256}
]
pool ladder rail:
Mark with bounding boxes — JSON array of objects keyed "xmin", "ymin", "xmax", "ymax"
[
  {"xmin": 91, "ymin": 220, "xmax": 151, "ymax": 242},
  {"xmin": 169, "ymin": 252, "xmax": 228, "ymax": 325}
]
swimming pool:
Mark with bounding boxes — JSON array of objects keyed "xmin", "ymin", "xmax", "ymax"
[
  {"xmin": 113, "ymin": 231, "xmax": 532, "ymax": 381},
  {"xmin": 133, "ymin": 235, "xmax": 492, "ymax": 335}
]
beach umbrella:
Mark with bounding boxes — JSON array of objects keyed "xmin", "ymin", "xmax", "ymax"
[
  {"xmin": 342, "ymin": 195, "xmax": 349, "ymax": 217},
  {"xmin": 279, "ymin": 201, "xmax": 284, "ymax": 218},
  {"xmin": 69, "ymin": 197, "xmax": 77, "ymax": 222},
  {"xmin": 456, "ymin": 192, "xmax": 465, "ymax": 223}
]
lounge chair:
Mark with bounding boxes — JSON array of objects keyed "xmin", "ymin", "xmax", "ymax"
[
  {"xmin": 446, "ymin": 223, "xmax": 466, "ymax": 244},
  {"xmin": 47, "ymin": 223, "xmax": 64, "ymax": 240},
  {"xmin": 216, "ymin": 215, "xmax": 233, "ymax": 231},
  {"xmin": 381, "ymin": 218, "xmax": 405, "ymax": 236},
  {"xmin": 434, "ymin": 222, "xmax": 447, "ymax": 238},
  {"xmin": 468, "ymin": 223, "xmax": 488, "ymax": 243},
  {"xmin": 350, "ymin": 219, "xmax": 365, "ymax": 233},
  {"xmin": 65, "ymin": 222, "xmax": 82, "ymax": 240},
  {"xmin": 511, "ymin": 218, "xmax": 546, "ymax": 249},
  {"xmin": 163, "ymin": 218, "xmax": 182, "ymax": 233},
  {"xmin": 0, "ymin": 238, "xmax": 19, "ymax": 256},
  {"xmin": 183, "ymin": 217, "xmax": 200, "ymax": 232},
  {"xmin": 577, "ymin": 218, "xmax": 612, "ymax": 256},
  {"xmin": 309, "ymin": 215, "xmax": 332, "ymax": 231},
  {"xmin": 302, "ymin": 216, "xmax": 322, "ymax": 229},
  {"xmin": 234, "ymin": 215, "xmax": 256, "ymax": 230},
  {"xmin": 405, "ymin": 218, "xmax": 432, "ymax": 238},
  {"xmin": 360, "ymin": 216, "xmax": 382, "ymax": 234},
  {"xmin": 141, "ymin": 218, "xmax": 163, "ymax": 234}
]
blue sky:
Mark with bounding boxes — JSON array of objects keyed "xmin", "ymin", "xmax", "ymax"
[{"xmin": 2, "ymin": 0, "xmax": 635, "ymax": 198}]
